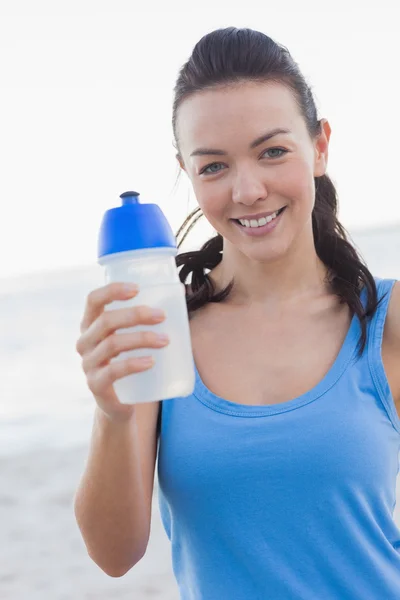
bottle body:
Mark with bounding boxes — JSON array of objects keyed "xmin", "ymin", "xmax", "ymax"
[{"xmin": 100, "ymin": 247, "xmax": 195, "ymax": 404}]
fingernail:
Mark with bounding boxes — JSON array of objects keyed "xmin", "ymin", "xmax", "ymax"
[
  {"xmin": 156, "ymin": 333, "xmax": 169, "ymax": 343},
  {"xmin": 124, "ymin": 283, "xmax": 139, "ymax": 295},
  {"xmin": 152, "ymin": 308, "xmax": 166, "ymax": 320}
]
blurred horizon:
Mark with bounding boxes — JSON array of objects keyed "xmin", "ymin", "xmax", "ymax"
[{"xmin": 1, "ymin": 218, "xmax": 399, "ymax": 288}]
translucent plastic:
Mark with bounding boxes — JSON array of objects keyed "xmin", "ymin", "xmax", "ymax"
[{"xmin": 99, "ymin": 247, "xmax": 195, "ymax": 404}]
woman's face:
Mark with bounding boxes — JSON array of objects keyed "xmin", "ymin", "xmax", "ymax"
[{"xmin": 176, "ymin": 81, "xmax": 330, "ymax": 263}]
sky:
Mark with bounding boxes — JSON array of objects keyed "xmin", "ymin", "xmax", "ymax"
[{"xmin": 0, "ymin": 0, "xmax": 399, "ymax": 279}]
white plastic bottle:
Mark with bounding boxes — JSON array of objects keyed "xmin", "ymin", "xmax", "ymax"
[{"xmin": 97, "ymin": 191, "xmax": 195, "ymax": 404}]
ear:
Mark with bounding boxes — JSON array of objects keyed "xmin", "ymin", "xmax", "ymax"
[
  {"xmin": 176, "ymin": 153, "xmax": 186, "ymax": 172},
  {"xmin": 313, "ymin": 118, "xmax": 331, "ymax": 177}
]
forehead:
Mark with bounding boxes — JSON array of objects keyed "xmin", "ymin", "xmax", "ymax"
[{"xmin": 176, "ymin": 81, "xmax": 305, "ymax": 152}]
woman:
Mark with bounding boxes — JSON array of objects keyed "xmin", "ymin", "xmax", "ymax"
[{"xmin": 74, "ymin": 28, "xmax": 400, "ymax": 599}]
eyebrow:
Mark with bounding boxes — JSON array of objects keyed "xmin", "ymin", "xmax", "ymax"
[{"xmin": 190, "ymin": 128, "xmax": 292, "ymax": 157}]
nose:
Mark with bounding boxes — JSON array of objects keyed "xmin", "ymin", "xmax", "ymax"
[{"xmin": 231, "ymin": 167, "xmax": 268, "ymax": 206}]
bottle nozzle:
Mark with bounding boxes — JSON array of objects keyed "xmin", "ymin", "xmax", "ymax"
[
  {"xmin": 120, "ymin": 191, "xmax": 140, "ymax": 205},
  {"xmin": 98, "ymin": 189, "xmax": 177, "ymax": 259}
]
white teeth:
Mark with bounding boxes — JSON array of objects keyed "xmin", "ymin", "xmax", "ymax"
[{"xmin": 239, "ymin": 211, "xmax": 279, "ymax": 228}]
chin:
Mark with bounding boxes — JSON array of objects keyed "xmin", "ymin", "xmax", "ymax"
[
  {"xmin": 241, "ymin": 245, "xmax": 287, "ymax": 264},
  {"xmin": 222, "ymin": 233, "xmax": 286, "ymax": 263}
]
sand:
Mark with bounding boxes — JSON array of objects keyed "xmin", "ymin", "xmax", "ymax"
[{"xmin": 0, "ymin": 444, "xmax": 179, "ymax": 600}]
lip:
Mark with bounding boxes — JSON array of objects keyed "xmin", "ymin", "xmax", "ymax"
[{"xmin": 232, "ymin": 206, "xmax": 286, "ymax": 221}]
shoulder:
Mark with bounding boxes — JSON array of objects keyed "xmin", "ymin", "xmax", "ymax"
[
  {"xmin": 385, "ymin": 280, "xmax": 400, "ymax": 348},
  {"xmin": 382, "ymin": 281, "xmax": 400, "ymax": 406}
]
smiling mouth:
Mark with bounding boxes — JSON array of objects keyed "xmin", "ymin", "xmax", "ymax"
[{"xmin": 233, "ymin": 206, "xmax": 287, "ymax": 227}]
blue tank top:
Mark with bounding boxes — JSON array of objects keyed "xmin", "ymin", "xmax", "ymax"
[{"xmin": 157, "ymin": 276, "xmax": 400, "ymax": 600}]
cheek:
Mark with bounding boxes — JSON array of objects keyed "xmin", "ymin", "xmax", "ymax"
[
  {"xmin": 192, "ymin": 180, "xmax": 229, "ymax": 218},
  {"xmin": 280, "ymin": 160, "xmax": 315, "ymax": 206}
]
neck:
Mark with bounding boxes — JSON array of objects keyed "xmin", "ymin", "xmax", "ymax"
[{"xmin": 209, "ymin": 234, "xmax": 331, "ymax": 311}]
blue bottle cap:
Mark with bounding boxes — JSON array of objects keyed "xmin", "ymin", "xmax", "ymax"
[{"xmin": 97, "ymin": 191, "xmax": 177, "ymax": 260}]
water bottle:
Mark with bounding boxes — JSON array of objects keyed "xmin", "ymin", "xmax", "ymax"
[{"xmin": 97, "ymin": 191, "xmax": 195, "ymax": 404}]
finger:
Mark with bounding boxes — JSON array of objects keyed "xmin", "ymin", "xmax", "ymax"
[
  {"xmin": 87, "ymin": 356, "xmax": 155, "ymax": 396},
  {"xmin": 82, "ymin": 330, "xmax": 169, "ymax": 373},
  {"xmin": 77, "ymin": 304, "xmax": 166, "ymax": 356},
  {"xmin": 79, "ymin": 282, "xmax": 139, "ymax": 334}
]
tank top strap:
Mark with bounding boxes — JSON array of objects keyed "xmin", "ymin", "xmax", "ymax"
[{"xmin": 367, "ymin": 276, "xmax": 400, "ymax": 434}]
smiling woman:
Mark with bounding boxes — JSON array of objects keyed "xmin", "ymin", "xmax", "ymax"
[{"xmin": 155, "ymin": 26, "xmax": 400, "ymax": 600}]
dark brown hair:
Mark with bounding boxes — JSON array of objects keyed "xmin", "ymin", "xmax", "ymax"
[{"xmin": 172, "ymin": 27, "xmax": 385, "ymax": 358}]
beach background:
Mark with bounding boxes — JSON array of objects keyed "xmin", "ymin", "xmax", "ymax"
[
  {"xmin": 1, "ymin": 1, "xmax": 399, "ymax": 597},
  {"xmin": 0, "ymin": 223, "xmax": 399, "ymax": 600}
]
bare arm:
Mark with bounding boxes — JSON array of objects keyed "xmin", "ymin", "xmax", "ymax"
[
  {"xmin": 74, "ymin": 401, "xmax": 160, "ymax": 577},
  {"xmin": 73, "ymin": 282, "xmax": 167, "ymax": 577}
]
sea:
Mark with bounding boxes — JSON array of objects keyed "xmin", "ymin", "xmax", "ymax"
[{"xmin": 0, "ymin": 223, "xmax": 399, "ymax": 456}]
